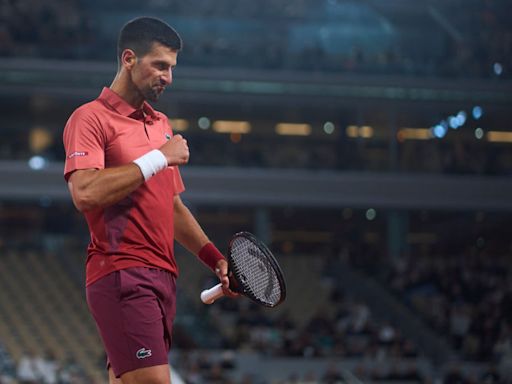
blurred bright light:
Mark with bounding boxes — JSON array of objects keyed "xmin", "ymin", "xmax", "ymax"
[
  {"xmin": 28, "ymin": 156, "xmax": 47, "ymax": 170},
  {"xmin": 276, "ymin": 123, "xmax": 311, "ymax": 136},
  {"xmin": 432, "ymin": 124, "xmax": 447, "ymax": 138},
  {"xmin": 487, "ymin": 131, "xmax": 512, "ymax": 143},
  {"xmin": 169, "ymin": 118, "xmax": 189, "ymax": 131},
  {"xmin": 359, "ymin": 126, "xmax": 374, "ymax": 138},
  {"xmin": 493, "ymin": 62, "xmax": 503, "ymax": 76},
  {"xmin": 472, "ymin": 106, "xmax": 483, "ymax": 120},
  {"xmin": 474, "ymin": 128, "xmax": 484, "ymax": 139},
  {"xmin": 323, "ymin": 121, "xmax": 335, "ymax": 134},
  {"xmin": 397, "ymin": 128, "xmax": 433, "ymax": 141},
  {"xmin": 198, "ymin": 117, "xmax": 210, "ymax": 130},
  {"xmin": 346, "ymin": 125, "xmax": 359, "ymax": 138},
  {"xmin": 446, "ymin": 112, "xmax": 466, "ymax": 129},
  {"xmin": 230, "ymin": 133, "xmax": 242, "ymax": 143},
  {"xmin": 213, "ymin": 120, "xmax": 251, "ymax": 134},
  {"xmin": 448, "ymin": 116, "xmax": 459, "ymax": 129},
  {"xmin": 366, "ymin": 208, "xmax": 376, "ymax": 221},
  {"xmin": 29, "ymin": 126, "xmax": 52, "ymax": 153},
  {"xmin": 456, "ymin": 111, "xmax": 467, "ymax": 126}
]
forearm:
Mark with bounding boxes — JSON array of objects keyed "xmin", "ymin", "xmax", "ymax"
[
  {"xmin": 174, "ymin": 197, "xmax": 210, "ymax": 254},
  {"xmin": 174, "ymin": 197, "xmax": 234, "ymax": 295},
  {"xmin": 68, "ymin": 164, "xmax": 144, "ymax": 212}
]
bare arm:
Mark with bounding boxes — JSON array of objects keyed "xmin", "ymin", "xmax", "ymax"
[
  {"xmin": 174, "ymin": 195, "xmax": 237, "ymax": 297},
  {"xmin": 173, "ymin": 194, "xmax": 209, "ymax": 254},
  {"xmin": 67, "ymin": 134, "xmax": 189, "ymax": 212},
  {"xmin": 67, "ymin": 164, "xmax": 144, "ymax": 212}
]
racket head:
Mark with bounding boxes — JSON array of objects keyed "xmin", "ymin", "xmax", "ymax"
[{"xmin": 227, "ymin": 231, "xmax": 286, "ymax": 308}]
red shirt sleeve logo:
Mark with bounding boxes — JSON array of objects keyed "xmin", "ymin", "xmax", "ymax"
[{"xmin": 67, "ymin": 151, "xmax": 89, "ymax": 159}]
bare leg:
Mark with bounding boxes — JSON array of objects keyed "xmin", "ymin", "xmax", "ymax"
[
  {"xmin": 119, "ymin": 364, "xmax": 171, "ymax": 384},
  {"xmin": 109, "ymin": 368, "xmax": 123, "ymax": 384}
]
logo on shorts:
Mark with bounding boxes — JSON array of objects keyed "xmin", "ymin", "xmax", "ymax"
[{"xmin": 136, "ymin": 348, "xmax": 152, "ymax": 359}]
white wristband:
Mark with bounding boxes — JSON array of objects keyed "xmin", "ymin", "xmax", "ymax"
[{"xmin": 133, "ymin": 149, "xmax": 168, "ymax": 181}]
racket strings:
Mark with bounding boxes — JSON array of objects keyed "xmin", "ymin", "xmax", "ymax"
[{"xmin": 230, "ymin": 238, "xmax": 282, "ymax": 306}]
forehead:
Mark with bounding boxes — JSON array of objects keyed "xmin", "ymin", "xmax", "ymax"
[{"xmin": 143, "ymin": 42, "xmax": 178, "ymax": 63}]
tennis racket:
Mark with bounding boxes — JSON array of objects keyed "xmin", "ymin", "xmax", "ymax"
[{"xmin": 200, "ymin": 232, "xmax": 286, "ymax": 308}]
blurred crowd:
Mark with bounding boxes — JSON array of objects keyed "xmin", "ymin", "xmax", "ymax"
[
  {"xmin": 173, "ymin": 267, "xmax": 508, "ymax": 383},
  {"xmin": 17, "ymin": 352, "xmax": 91, "ymax": 384},
  {"xmin": 174, "ymin": 351, "xmax": 349, "ymax": 384},
  {"xmin": 0, "ymin": 0, "xmax": 511, "ymax": 78},
  {"xmin": 1, "ymin": 0, "xmax": 510, "ymax": 180},
  {"xmin": 0, "ymin": 0, "xmax": 95, "ymax": 59},
  {"xmin": 0, "ymin": 347, "xmax": 92, "ymax": 384},
  {"xmin": 211, "ymin": 288, "xmax": 419, "ymax": 362},
  {"xmin": 333, "ymin": 218, "xmax": 512, "ymax": 383},
  {"xmin": 437, "ymin": 0, "xmax": 512, "ymax": 79},
  {"xmin": 0, "ymin": 344, "xmax": 14, "ymax": 384},
  {"xmin": 174, "ymin": 273, "xmax": 426, "ymax": 383},
  {"xmin": 1, "ymin": 211, "xmax": 511, "ymax": 383},
  {"xmin": 388, "ymin": 248, "xmax": 512, "ymax": 368}
]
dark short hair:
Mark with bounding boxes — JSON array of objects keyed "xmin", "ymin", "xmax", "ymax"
[{"xmin": 117, "ymin": 17, "xmax": 182, "ymax": 61}]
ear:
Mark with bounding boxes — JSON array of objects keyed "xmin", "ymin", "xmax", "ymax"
[{"xmin": 120, "ymin": 49, "xmax": 137, "ymax": 70}]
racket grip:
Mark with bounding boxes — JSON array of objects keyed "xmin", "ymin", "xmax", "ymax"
[{"xmin": 200, "ymin": 283, "xmax": 224, "ymax": 304}]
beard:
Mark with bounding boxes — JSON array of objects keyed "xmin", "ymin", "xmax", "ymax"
[{"xmin": 143, "ymin": 85, "xmax": 165, "ymax": 102}]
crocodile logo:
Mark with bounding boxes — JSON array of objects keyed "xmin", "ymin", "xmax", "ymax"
[{"xmin": 136, "ymin": 348, "xmax": 152, "ymax": 359}]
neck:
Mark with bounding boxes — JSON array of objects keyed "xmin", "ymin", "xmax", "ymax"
[{"xmin": 110, "ymin": 70, "xmax": 145, "ymax": 109}]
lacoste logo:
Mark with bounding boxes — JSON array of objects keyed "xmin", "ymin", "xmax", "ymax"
[
  {"xmin": 67, "ymin": 151, "xmax": 88, "ymax": 159},
  {"xmin": 136, "ymin": 348, "xmax": 152, "ymax": 359},
  {"xmin": 165, "ymin": 133, "xmax": 171, "ymax": 140}
]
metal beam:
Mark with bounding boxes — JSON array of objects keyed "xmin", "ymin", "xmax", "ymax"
[{"xmin": 0, "ymin": 59, "xmax": 510, "ymax": 107}]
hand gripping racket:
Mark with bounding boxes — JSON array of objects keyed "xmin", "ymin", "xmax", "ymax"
[{"xmin": 200, "ymin": 232, "xmax": 286, "ymax": 308}]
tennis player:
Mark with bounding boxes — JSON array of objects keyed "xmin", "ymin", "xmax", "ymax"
[{"xmin": 63, "ymin": 17, "xmax": 236, "ymax": 384}]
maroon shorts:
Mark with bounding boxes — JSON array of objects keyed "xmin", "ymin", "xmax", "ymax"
[{"xmin": 86, "ymin": 267, "xmax": 177, "ymax": 378}]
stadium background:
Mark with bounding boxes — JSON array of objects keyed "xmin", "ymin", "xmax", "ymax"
[{"xmin": 0, "ymin": 0, "xmax": 512, "ymax": 383}]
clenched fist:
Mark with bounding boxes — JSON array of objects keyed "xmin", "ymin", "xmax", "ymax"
[{"xmin": 159, "ymin": 134, "xmax": 189, "ymax": 165}]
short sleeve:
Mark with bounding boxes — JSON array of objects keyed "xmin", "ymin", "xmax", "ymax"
[
  {"xmin": 63, "ymin": 106, "xmax": 106, "ymax": 181},
  {"xmin": 172, "ymin": 166, "xmax": 185, "ymax": 195}
]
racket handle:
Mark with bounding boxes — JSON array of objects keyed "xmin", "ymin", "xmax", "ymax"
[{"xmin": 200, "ymin": 283, "xmax": 224, "ymax": 304}]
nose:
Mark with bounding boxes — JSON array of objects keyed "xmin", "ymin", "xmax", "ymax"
[{"xmin": 161, "ymin": 68, "xmax": 173, "ymax": 86}]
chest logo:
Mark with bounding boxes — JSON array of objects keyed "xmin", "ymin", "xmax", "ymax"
[{"xmin": 165, "ymin": 133, "xmax": 171, "ymax": 141}]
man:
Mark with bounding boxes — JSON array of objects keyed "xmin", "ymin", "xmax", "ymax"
[{"xmin": 63, "ymin": 17, "xmax": 236, "ymax": 384}]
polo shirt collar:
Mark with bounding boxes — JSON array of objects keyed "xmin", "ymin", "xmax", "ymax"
[{"xmin": 98, "ymin": 87, "xmax": 157, "ymax": 119}]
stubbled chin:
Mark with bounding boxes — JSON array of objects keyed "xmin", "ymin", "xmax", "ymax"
[{"xmin": 145, "ymin": 90, "xmax": 160, "ymax": 102}]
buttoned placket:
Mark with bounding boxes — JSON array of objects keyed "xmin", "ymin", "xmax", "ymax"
[{"xmin": 142, "ymin": 111, "xmax": 150, "ymax": 141}]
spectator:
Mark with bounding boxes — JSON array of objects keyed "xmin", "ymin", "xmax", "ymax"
[{"xmin": 17, "ymin": 351, "xmax": 39, "ymax": 384}]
